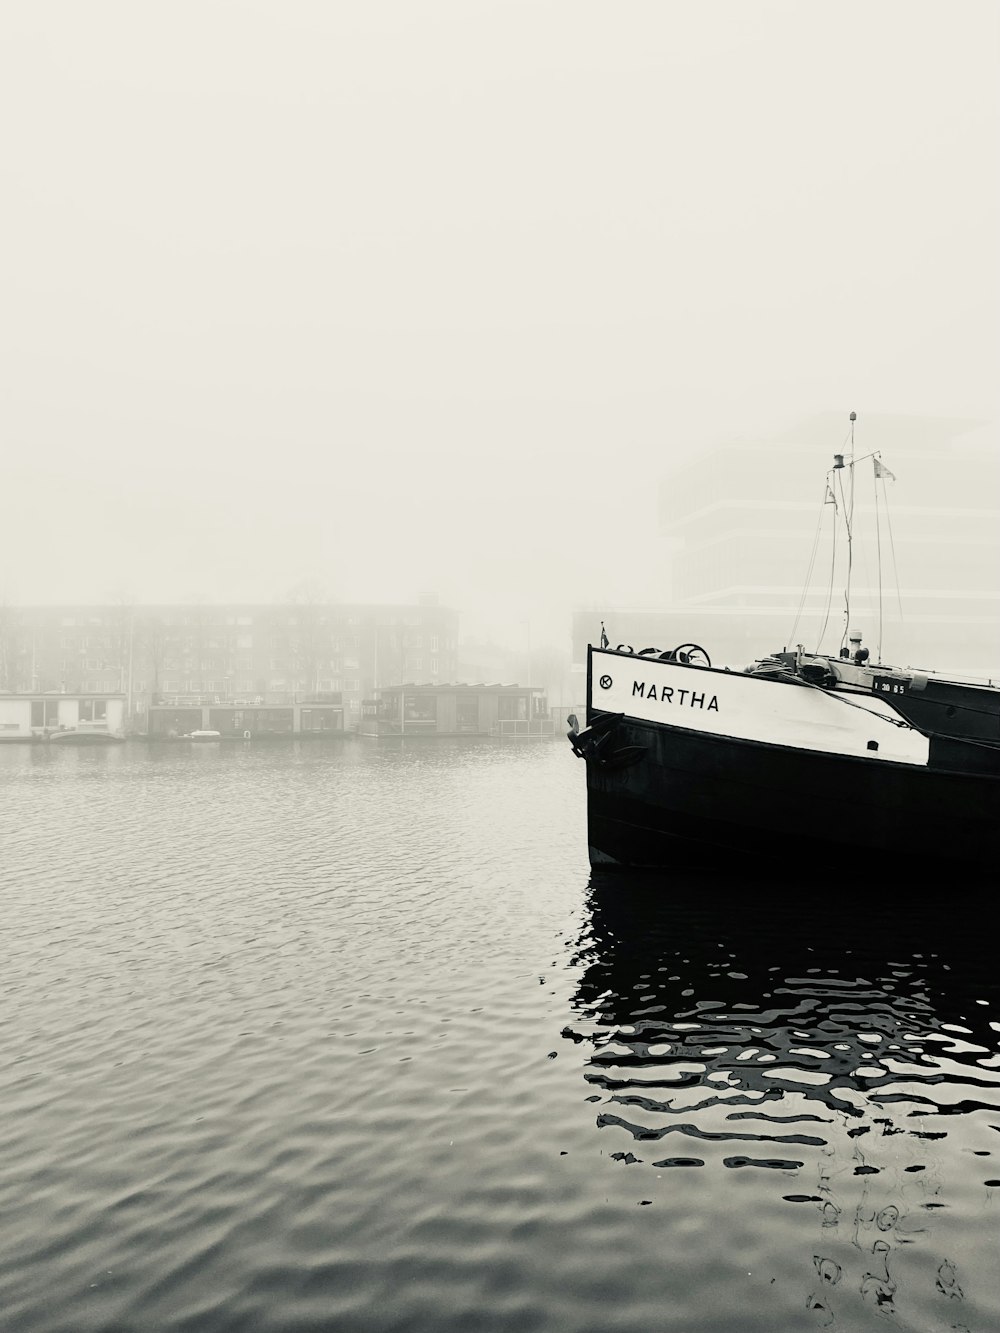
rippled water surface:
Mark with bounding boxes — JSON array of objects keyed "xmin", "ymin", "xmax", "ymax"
[{"xmin": 3, "ymin": 738, "xmax": 1000, "ymax": 1332}]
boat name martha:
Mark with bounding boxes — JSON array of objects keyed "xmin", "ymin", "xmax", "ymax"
[{"xmin": 631, "ymin": 680, "xmax": 720, "ymax": 711}]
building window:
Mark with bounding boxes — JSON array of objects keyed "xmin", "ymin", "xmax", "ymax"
[
  {"xmin": 301, "ymin": 708, "xmax": 339, "ymax": 732},
  {"xmin": 456, "ymin": 695, "xmax": 478, "ymax": 727},
  {"xmin": 498, "ymin": 695, "xmax": 528, "ymax": 721},
  {"xmin": 79, "ymin": 700, "xmax": 108, "ymax": 723},
  {"xmin": 404, "ymin": 694, "xmax": 437, "ymax": 722},
  {"xmin": 31, "ymin": 700, "xmax": 59, "ymax": 727},
  {"xmin": 249, "ymin": 708, "xmax": 294, "ymax": 733}
]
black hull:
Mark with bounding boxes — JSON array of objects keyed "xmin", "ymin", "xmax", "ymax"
[
  {"xmin": 586, "ymin": 714, "xmax": 999, "ymax": 873},
  {"xmin": 876, "ymin": 675, "xmax": 1000, "ymax": 745}
]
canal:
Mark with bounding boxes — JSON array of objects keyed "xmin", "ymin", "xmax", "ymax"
[{"xmin": 3, "ymin": 738, "xmax": 998, "ymax": 1331}]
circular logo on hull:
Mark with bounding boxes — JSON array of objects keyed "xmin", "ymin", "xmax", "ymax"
[{"xmin": 599, "ymin": 675, "xmax": 613, "ymax": 690}]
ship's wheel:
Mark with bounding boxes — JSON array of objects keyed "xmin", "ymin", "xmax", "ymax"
[{"xmin": 672, "ymin": 643, "xmax": 712, "ymax": 667}]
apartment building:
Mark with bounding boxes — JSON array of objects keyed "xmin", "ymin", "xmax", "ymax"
[{"xmin": 0, "ymin": 598, "xmax": 460, "ymax": 730}]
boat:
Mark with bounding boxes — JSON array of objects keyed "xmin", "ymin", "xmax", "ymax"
[
  {"xmin": 187, "ymin": 729, "xmax": 223, "ymax": 742},
  {"xmin": 568, "ymin": 422, "xmax": 1000, "ymax": 872},
  {"xmin": 48, "ymin": 729, "xmax": 125, "ymax": 744}
]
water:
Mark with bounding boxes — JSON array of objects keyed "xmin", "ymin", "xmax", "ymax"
[{"xmin": 3, "ymin": 738, "xmax": 999, "ymax": 1332}]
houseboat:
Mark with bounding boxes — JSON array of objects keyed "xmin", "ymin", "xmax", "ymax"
[
  {"xmin": 360, "ymin": 682, "xmax": 554, "ymax": 738},
  {"xmin": 0, "ymin": 694, "xmax": 126, "ymax": 743}
]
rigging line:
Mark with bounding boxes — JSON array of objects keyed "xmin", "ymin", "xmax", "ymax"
[
  {"xmin": 816, "ymin": 485, "xmax": 838, "ymax": 653},
  {"xmin": 874, "ymin": 457, "xmax": 884, "ymax": 663},
  {"xmin": 789, "ymin": 675, "xmax": 914, "ymax": 728},
  {"xmin": 841, "ymin": 414, "xmax": 859, "ymax": 651},
  {"xmin": 836, "ymin": 467, "xmax": 853, "ymax": 650},
  {"xmin": 789, "ymin": 484, "xmax": 829, "ymax": 647},
  {"xmin": 882, "ymin": 477, "xmax": 904, "ymax": 619},
  {"xmin": 780, "ymin": 673, "xmax": 1000, "ymax": 747}
]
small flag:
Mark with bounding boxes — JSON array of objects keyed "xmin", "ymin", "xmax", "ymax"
[
  {"xmin": 824, "ymin": 484, "xmax": 837, "ymax": 505},
  {"xmin": 874, "ymin": 457, "xmax": 896, "ymax": 482},
  {"xmin": 600, "ymin": 621, "xmax": 609, "ymax": 649}
]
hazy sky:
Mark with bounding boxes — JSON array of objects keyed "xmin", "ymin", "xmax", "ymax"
[{"xmin": 2, "ymin": 1, "xmax": 996, "ymax": 643}]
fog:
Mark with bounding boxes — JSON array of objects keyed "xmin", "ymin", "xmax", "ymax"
[{"xmin": 2, "ymin": 0, "xmax": 996, "ymax": 650}]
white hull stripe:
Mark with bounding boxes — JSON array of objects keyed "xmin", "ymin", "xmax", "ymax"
[{"xmin": 590, "ymin": 649, "xmax": 930, "ymax": 767}]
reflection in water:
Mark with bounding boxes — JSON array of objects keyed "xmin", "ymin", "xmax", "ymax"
[{"xmin": 564, "ymin": 871, "xmax": 1000, "ymax": 1329}]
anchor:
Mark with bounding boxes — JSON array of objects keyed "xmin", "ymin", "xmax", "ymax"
[{"xmin": 567, "ymin": 711, "xmax": 646, "ymax": 772}]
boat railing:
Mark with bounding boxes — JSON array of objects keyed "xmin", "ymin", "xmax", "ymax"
[
  {"xmin": 490, "ymin": 718, "xmax": 557, "ymax": 738},
  {"xmin": 903, "ymin": 669, "xmax": 998, "ymax": 689}
]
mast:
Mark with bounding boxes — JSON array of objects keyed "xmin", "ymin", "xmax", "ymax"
[
  {"xmin": 833, "ymin": 410, "xmax": 857, "ymax": 653},
  {"xmin": 844, "ymin": 410, "xmax": 856, "ymax": 650},
  {"xmin": 809, "ymin": 411, "xmax": 897, "ymax": 661}
]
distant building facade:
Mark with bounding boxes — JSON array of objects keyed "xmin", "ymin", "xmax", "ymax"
[{"xmin": 0, "ymin": 599, "xmax": 460, "ymax": 731}]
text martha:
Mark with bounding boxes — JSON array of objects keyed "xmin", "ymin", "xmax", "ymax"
[{"xmin": 632, "ymin": 680, "xmax": 719, "ymax": 711}]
